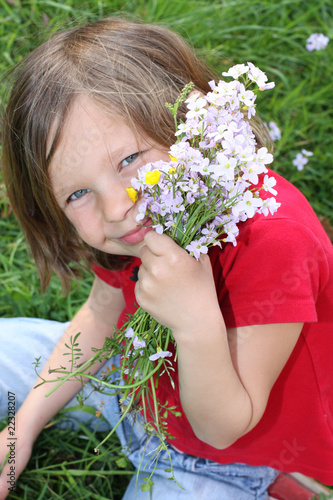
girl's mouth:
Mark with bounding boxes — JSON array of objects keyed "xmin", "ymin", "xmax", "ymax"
[{"xmin": 118, "ymin": 221, "xmax": 152, "ymax": 244}]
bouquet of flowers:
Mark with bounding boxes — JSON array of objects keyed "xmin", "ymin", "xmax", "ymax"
[{"xmin": 39, "ymin": 62, "xmax": 279, "ymax": 491}]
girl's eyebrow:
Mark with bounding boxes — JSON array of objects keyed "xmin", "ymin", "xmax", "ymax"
[
  {"xmin": 101, "ymin": 145, "xmax": 126, "ymax": 165},
  {"xmin": 55, "ymin": 186, "xmax": 72, "ymax": 198},
  {"xmin": 97, "ymin": 134, "xmax": 143, "ymax": 165}
]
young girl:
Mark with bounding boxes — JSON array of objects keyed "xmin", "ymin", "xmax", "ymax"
[{"xmin": 0, "ymin": 17, "xmax": 332, "ymax": 500}]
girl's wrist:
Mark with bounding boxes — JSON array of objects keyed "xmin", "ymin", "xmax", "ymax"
[
  {"xmin": 172, "ymin": 311, "xmax": 226, "ymax": 347},
  {"xmin": 13, "ymin": 411, "xmax": 41, "ymax": 445}
]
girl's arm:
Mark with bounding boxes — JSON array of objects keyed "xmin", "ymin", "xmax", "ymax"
[
  {"xmin": 136, "ymin": 231, "xmax": 303, "ymax": 449},
  {"xmin": 176, "ymin": 321, "xmax": 302, "ymax": 448},
  {"xmin": 0, "ymin": 275, "xmax": 124, "ymax": 499}
]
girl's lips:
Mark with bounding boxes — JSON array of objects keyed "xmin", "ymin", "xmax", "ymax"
[{"xmin": 118, "ymin": 222, "xmax": 152, "ymax": 244}]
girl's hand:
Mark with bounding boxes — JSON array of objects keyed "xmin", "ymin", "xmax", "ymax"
[
  {"xmin": 136, "ymin": 231, "xmax": 222, "ymax": 337},
  {"xmin": 0, "ymin": 426, "xmax": 33, "ymax": 500}
]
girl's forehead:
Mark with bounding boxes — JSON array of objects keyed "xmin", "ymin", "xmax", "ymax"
[
  {"xmin": 46, "ymin": 96, "xmax": 111, "ymax": 159},
  {"xmin": 49, "ymin": 97, "xmax": 136, "ymax": 166},
  {"xmin": 56, "ymin": 97, "xmax": 118, "ymax": 146}
]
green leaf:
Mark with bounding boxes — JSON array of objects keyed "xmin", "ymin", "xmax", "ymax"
[{"xmin": 115, "ymin": 457, "xmax": 129, "ymax": 469}]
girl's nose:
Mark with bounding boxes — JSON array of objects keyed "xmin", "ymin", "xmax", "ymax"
[{"xmin": 100, "ymin": 179, "xmax": 134, "ymax": 223}]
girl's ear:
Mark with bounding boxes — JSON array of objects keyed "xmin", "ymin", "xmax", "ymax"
[{"xmin": 187, "ymin": 90, "xmax": 204, "ymax": 99}]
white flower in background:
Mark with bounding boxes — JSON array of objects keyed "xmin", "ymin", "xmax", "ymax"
[
  {"xmin": 306, "ymin": 33, "xmax": 329, "ymax": 52},
  {"xmin": 292, "ymin": 150, "xmax": 313, "ymax": 171},
  {"xmin": 266, "ymin": 121, "xmax": 281, "ymax": 142}
]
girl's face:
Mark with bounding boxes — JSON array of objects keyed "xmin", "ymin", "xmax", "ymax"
[{"xmin": 49, "ymin": 96, "xmax": 169, "ymax": 258}]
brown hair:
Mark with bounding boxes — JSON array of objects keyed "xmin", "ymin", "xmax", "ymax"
[{"xmin": 2, "ymin": 17, "xmax": 270, "ymax": 292}]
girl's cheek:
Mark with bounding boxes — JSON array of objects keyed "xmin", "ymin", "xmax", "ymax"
[{"xmin": 66, "ymin": 206, "xmax": 93, "ymax": 235}]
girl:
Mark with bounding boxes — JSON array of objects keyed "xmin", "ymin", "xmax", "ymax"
[{"xmin": 0, "ymin": 17, "xmax": 332, "ymax": 500}]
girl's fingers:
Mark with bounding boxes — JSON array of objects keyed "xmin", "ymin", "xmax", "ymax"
[{"xmin": 141, "ymin": 230, "xmax": 180, "ymax": 257}]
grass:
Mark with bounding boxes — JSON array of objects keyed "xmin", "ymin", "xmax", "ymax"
[
  {"xmin": 0, "ymin": 415, "xmax": 134, "ymax": 499},
  {"xmin": 0, "ymin": 0, "xmax": 332, "ymax": 497}
]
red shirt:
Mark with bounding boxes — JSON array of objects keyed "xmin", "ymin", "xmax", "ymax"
[{"xmin": 93, "ymin": 170, "xmax": 333, "ymax": 484}]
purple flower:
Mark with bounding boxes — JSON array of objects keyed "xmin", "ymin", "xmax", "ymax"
[
  {"xmin": 306, "ymin": 33, "xmax": 329, "ymax": 52},
  {"xmin": 125, "ymin": 328, "xmax": 134, "ymax": 338},
  {"xmin": 161, "ymin": 191, "xmax": 185, "ymax": 214},
  {"xmin": 185, "ymin": 238, "xmax": 209, "ymax": 259},
  {"xmin": 266, "ymin": 121, "xmax": 281, "ymax": 142},
  {"xmin": 133, "ymin": 336, "xmax": 146, "ymax": 350}
]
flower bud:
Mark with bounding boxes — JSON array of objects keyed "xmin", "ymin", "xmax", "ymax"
[{"xmin": 125, "ymin": 187, "xmax": 138, "ymax": 202}]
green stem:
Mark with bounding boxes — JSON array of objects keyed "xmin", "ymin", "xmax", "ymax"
[{"xmin": 94, "ymin": 390, "xmax": 136, "ymax": 452}]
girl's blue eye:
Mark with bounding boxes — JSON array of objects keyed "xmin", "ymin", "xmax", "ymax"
[
  {"xmin": 121, "ymin": 152, "xmax": 139, "ymax": 168},
  {"xmin": 68, "ymin": 189, "xmax": 91, "ymax": 202}
]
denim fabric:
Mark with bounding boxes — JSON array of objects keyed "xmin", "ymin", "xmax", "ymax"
[{"xmin": 0, "ymin": 317, "xmax": 278, "ymax": 499}]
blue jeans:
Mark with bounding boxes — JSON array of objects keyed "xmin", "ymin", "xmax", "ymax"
[{"xmin": 0, "ymin": 318, "xmax": 278, "ymax": 499}]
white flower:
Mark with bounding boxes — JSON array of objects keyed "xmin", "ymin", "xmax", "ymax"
[
  {"xmin": 306, "ymin": 33, "xmax": 329, "ymax": 52},
  {"xmin": 223, "ymin": 220, "xmax": 239, "ymax": 244},
  {"xmin": 149, "ymin": 347, "xmax": 173, "ymax": 362},
  {"xmin": 301, "ymin": 149, "xmax": 313, "ymax": 157},
  {"xmin": 222, "ymin": 63, "xmax": 249, "ymax": 79},
  {"xmin": 292, "ymin": 150, "xmax": 313, "ymax": 171},
  {"xmin": 232, "ymin": 191, "xmax": 263, "ymax": 219},
  {"xmin": 136, "ymin": 201, "xmax": 148, "ymax": 222},
  {"xmin": 185, "ymin": 238, "xmax": 209, "ymax": 259},
  {"xmin": 256, "ymin": 147, "xmax": 273, "ymax": 166},
  {"xmin": 153, "ymin": 224, "xmax": 164, "ymax": 234},
  {"xmin": 190, "ymin": 157, "xmax": 210, "ymax": 175},
  {"xmin": 259, "ymin": 82, "xmax": 275, "ymax": 91},
  {"xmin": 261, "ymin": 197, "xmax": 281, "ymax": 216},
  {"xmin": 221, "ymin": 129, "xmax": 245, "ymax": 155},
  {"xmin": 214, "ymin": 154, "xmax": 237, "ymax": 181},
  {"xmin": 186, "ymin": 94, "xmax": 207, "ymax": 120},
  {"xmin": 237, "ymin": 145, "xmax": 255, "ymax": 163},
  {"xmin": 241, "ymin": 162, "xmax": 261, "ymax": 185},
  {"xmin": 263, "ymin": 175, "xmax": 278, "ymax": 196},
  {"xmin": 238, "ymin": 88, "xmax": 256, "ymax": 107},
  {"xmin": 292, "ymin": 153, "xmax": 309, "ymax": 171}
]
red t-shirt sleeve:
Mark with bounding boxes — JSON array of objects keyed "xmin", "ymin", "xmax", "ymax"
[
  {"xmin": 91, "ymin": 264, "xmax": 122, "ymax": 288},
  {"xmin": 214, "ymin": 218, "xmax": 327, "ymax": 328}
]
